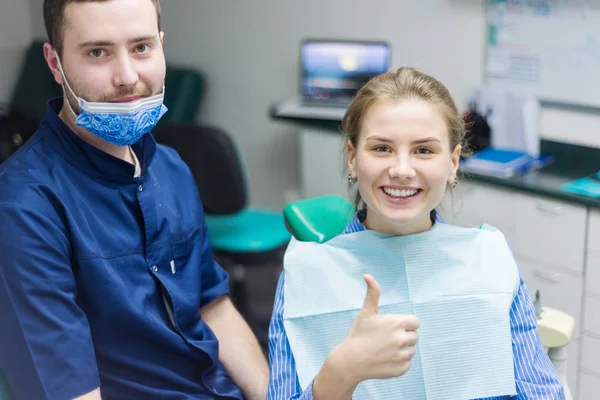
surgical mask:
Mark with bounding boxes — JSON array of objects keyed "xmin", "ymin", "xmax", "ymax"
[{"xmin": 55, "ymin": 52, "xmax": 168, "ymax": 147}]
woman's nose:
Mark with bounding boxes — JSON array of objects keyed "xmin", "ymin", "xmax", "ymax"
[{"xmin": 388, "ymin": 155, "xmax": 416, "ymax": 180}]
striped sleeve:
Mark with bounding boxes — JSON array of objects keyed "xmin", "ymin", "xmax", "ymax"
[
  {"xmin": 266, "ymin": 271, "xmax": 314, "ymax": 400},
  {"xmin": 509, "ymin": 277, "xmax": 566, "ymax": 399}
]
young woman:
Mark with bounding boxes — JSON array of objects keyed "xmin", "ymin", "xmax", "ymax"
[{"xmin": 266, "ymin": 67, "xmax": 565, "ymax": 400}]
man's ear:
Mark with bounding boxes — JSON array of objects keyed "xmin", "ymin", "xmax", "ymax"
[
  {"xmin": 43, "ymin": 43, "xmax": 64, "ymax": 86},
  {"xmin": 347, "ymin": 139, "xmax": 357, "ymax": 179}
]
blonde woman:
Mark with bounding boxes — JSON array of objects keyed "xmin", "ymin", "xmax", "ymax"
[{"xmin": 266, "ymin": 68, "xmax": 564, "ymax": 400}]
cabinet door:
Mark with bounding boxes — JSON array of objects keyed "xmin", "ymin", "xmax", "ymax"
[
  {"xmin": 582, "ymin": 335, "xmax": 600, "ymax": 376},
  {"xmin": 517, "ymin": 258, "xmax": 583, "ymax": 338},
  {"xmin": 587, "ymin": 252, "xmax": 600, "ymax": 297},
  {"xmin": 514, "ymin": 196, "xmax": 587, "ymax": 273},
  {"xmin": 579, "ymin": 371, "xmax": 600, "ymax": 400},
  {"xmin": 584, "ymin": 295, "xmax": 600, "ymax": 336},
  {"xmin": 588, "ymin": 210, "xmax": 600, "ymax": 252},
  {"xmin": 438, "ymin": 182, "xmax": 516, "ymax": 246}
]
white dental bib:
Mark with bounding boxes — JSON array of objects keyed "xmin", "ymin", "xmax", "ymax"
[{"xmin": 283, "ymin": 223, "xmax": 520, "ymax": 400}]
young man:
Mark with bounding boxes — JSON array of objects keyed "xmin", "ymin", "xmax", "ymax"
[{"xmin": 0, "ymin": 1, "xmax": 269, "ymax": 399}]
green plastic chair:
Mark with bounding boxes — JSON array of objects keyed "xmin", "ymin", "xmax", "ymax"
[
  {"xmin": 283, "ymin": 195, "xmax": 355, "ymax": 243},
  {"xmin": 0, "ymin": 371, "xmax": 13, "ymax": 400}
]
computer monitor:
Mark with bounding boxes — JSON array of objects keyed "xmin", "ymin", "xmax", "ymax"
[{"xmin": 300, "ymin": 39, "xmax": 391, "ymax": 104}]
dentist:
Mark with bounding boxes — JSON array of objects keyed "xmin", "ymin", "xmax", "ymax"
[{"xmin": 0, "ymin": 1, "xmax": 268, "ymax": 399}]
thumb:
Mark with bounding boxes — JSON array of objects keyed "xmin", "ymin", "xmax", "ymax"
[{"xmin": 361, "ymin": 274, "xmax": 381, "ymax": 314}]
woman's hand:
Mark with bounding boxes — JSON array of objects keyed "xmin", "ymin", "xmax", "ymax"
[
  {"xmin": 340, "ymin": 274, "xmax": 420, "ymax": 381},
  {"xmin": 313, "ymin": 274, "xmax": 420, "ymax": 400}
]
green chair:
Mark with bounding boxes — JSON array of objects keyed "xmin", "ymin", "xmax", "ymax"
[
  {"xmin": 9, "ymin": 41, "xmax": 62, "ymax": 121},
  {"xmin": 283, "ymin": 195, "xmax": 355, "ymax": 243},
  {"xmin": 152, "ymin": 123, "xmax": 292, "ymax": 348},
  {"xmin": 156, "ymin": 66, "xmax": 206, "ymax": 128},
  {"xmin": 0, "ymin": 372, "xmax": 12, "ymax": 400}
]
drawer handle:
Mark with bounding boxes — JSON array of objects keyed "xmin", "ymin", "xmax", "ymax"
[
  {"xmin": 535, "ymin": 204, "xmax": 564, "ymax": 216},
  {"xmin": 533, "ymin": 268, "xmax": 561, "ymax": 283}
]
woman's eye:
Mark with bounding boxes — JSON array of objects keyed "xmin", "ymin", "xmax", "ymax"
[
  {"xmin": 374, "ymin": 145, "xmax": 391, "ymax": 153},
  {"xmin": 416, "ymin": 147, "xmax": 433, "ymax": 155}
]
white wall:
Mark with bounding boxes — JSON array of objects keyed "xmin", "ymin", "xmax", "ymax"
[
  {"xmin": 160, "ymin": 0, "xmax": 487, "ymax": 209},
  {"xmin": 0, "ymin": 0, "xmax": 34, "ymax": 105}
]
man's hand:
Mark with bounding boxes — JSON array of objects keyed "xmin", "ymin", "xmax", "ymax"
[{"xmin": 201, "ymin": 295, "xmax": 269, "ymax": 400}]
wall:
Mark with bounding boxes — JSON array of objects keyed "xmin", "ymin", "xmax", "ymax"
[
  {"xmin": 159, "ymin": 0, "xmax": 487, "ymax": 209},
  {"xmin": 0, "ymin": 0, "xmax": 34, "ymax": 106}
]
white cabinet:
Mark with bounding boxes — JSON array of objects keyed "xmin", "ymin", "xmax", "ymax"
[
  {"xmin": 579, "ymin": 371, "xmax": 600, "ymax": 400},
  {"xmin": 514, "ymin": 196, "xmax": 587, "ymax": 273},
  {"xmin": 517, "ymin": 259, "xmax": 583, "ymax": 337},
  {"xmin": 579, "ymin": 210, "xmax": 600, "ymax": 400},
  {"xmin": 439, "ymin": 181, "xmax": 517, "ymax": 247}
]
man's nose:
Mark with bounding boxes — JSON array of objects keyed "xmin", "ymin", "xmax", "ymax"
[{"xmin": 112, "ymin": 55, "xmax": 139, "ymax": 89}]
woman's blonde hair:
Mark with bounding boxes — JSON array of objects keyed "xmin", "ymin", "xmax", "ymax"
[{"xmin": 342, "ymin": 67, "xmax": 469, "ymax": 208}]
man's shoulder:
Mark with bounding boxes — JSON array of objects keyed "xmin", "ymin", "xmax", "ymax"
[
  {"xmin": 153, "ymin": 142, "xmax": 196, "ymax": 187},
  {"xmin": 154, "ymin": 142, "xmax": 191, "ymax": 172},
  {"xmin": 0, "ymin": 126, "xmax": 65, "ymax": 218}
]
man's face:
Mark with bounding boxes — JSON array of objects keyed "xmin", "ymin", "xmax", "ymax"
[{"xmin": 47, "ymin": 0, "xmax": 165, "ymax": 112}]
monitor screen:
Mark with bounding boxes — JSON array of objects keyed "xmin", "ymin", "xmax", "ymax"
[{"xmin": 301, "ymin": 40, "xmax": 390, "ymax": 100}]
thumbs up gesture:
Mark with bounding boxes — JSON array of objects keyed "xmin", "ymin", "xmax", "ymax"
[{"xmin": 338, "ymin": 274, "xmax": 420, "ymax": 383}]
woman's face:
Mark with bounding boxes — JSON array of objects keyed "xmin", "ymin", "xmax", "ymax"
[{"xmin": 347, "ymin": 98, "xmax": 461, "ymax": 236}]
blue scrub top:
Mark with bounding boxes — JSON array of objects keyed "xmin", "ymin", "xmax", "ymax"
[{"xmin": 0, "ymin": 98, "xmax": 243, "ymax": 400}]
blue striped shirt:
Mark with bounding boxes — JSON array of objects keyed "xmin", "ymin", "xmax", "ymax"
[{"xmin": 266, "ymin": 214, "xmax": 565, "ymax": 399}]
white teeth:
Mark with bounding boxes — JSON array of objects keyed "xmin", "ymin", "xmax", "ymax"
[{"xmin": 383, "ymin": 187, "xmax": 418, "ymax": 198}]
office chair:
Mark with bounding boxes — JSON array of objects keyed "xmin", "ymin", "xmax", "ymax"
[
  {"xmin": 153, "ymin": 123, "xmax": 291, "ymax": 347},
  {"xmin": 283, "ymin": 195, "xmax": 576, "ymax": 399}
]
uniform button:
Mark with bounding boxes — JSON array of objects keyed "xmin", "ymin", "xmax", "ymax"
[
  {"xmin": 138, "ymin": 185, "xmax": 144, "ymax": 192},
  {"xmin": 152, "ymin": 265, "xmax": 158, "ymax": 272}
]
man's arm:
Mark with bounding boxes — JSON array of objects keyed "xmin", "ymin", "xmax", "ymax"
[
  {"xmin": 0, "ymin": 203, "xmax": 101, "ymax": 400},
  {"xmin": 201, "ymin": 295, "xmax": 269, "ymax": 400}
]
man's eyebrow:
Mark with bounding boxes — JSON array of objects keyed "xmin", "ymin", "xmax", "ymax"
[{"xmin": 78, "ymin": 36, "xmax": 157, "ymax": 49}]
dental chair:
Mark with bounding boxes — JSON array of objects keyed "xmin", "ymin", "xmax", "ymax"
[{"xmin": 283, "ymin": 195, "xmax": 576, "ymax": 400}]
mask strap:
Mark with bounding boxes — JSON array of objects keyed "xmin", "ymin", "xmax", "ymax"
[{"xmin": 54, "ymin": 51, "xmax": 81, "ymax": 117}]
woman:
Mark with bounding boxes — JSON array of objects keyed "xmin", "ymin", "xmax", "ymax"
[{"xmin": 266, "ymin": 67, "xmax": 565, "ymax": 400}]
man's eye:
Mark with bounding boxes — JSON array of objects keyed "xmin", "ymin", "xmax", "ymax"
[
  {"xmin": 136, "ymin": 44, "xmax": 150, "ymax": 53},
  {"xmin": 89, "ymin": 49, "xmax": 106, "ymax": 58}
]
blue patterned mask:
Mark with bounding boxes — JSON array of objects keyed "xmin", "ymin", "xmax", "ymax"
[{"xmin": 55, "ymin": 53, "xmax": 168, "ymax": 147}]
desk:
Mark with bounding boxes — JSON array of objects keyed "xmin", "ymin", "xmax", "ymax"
[{"xmin": 270, "ymin": 99, "xmax": 600, "ymax": 399}]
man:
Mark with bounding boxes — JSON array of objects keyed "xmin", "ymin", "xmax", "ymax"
[{"xmin": 0, "ymin": 0, "xmax": 269, "ymax": 399}]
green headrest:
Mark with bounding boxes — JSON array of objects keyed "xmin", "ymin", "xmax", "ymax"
[{"xmin": 283, "ymin": 195, "xmax": 355, "ymax": 243}]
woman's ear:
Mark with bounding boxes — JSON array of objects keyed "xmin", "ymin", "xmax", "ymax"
[
  {"xmin": 347, "ymin": 139, "xmax": 357, "ymax": 179},
  {"xmin": 450, "ymin": 144, "xmax": 461, "ymax": 176}
]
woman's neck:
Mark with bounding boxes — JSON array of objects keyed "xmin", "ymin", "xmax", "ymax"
[{"xmin": 361, "ymin": 208, "xmax": 435, "ymax": 236}]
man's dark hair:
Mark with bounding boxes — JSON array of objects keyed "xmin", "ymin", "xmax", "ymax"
[{"xmin": 43, "ymin": 0, "xmax": 162, "ymax": 57}]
